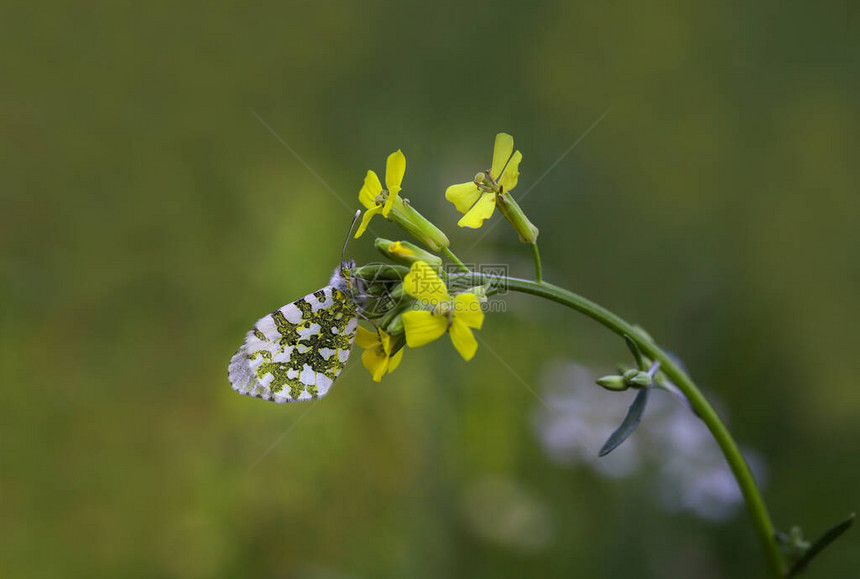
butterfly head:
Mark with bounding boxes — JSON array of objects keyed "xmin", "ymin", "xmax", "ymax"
[
  {"xmin": 331, "ymin": 259, "xmax": 358, "ymax": 292},
  {"xmin": 330, "ymin": 210, "xmax": 364, "ymax": 297}
]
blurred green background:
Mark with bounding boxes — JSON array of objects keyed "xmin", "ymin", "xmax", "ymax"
[{"xmin": 2, "ymin": 1, "xmax": 858, "ymax": 577}]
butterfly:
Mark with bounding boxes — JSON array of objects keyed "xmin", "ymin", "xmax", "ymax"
[
  {"xmin": 228, "ymin": 211, "xmax": 371, "ymax": 403},
  {"xmin": 228, "ymin": 260, "xmax": 361, "ymax": 403}
]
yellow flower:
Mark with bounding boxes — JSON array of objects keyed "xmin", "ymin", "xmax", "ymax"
[
  {"xmin": 356, "ymin": 326, "xmax": 404, "ymax": 382},
  {"xmin": 355, "ymin": 149, "xmax": 407, "ymax": 238},
  {"xmin": 445, "ymin": 133, "xmax": 522, "ymax": 229},
  {"xmin": 401, "ymin": 261, "xmax": 485, "ymax": 361}
]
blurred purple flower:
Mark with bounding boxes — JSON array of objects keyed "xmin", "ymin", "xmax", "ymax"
[{"xmin": 533, "ymin": 362, "xmax": 766, "ymax": 522}]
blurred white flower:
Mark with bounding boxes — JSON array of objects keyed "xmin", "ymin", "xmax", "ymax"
[{"xmin": 532, "ymin": 362, "xmax": 766, "ymax": 522}]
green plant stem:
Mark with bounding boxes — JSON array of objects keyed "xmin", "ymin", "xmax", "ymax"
[
  {"xmin": 530, "ymin": 243, "xmax": 543, "ymax": 283},
  {"xmin": 454, "ymin": 273, "xmax": 785, "ymax": 578},
  {"xmin": 442, "ymin": 247, "xmax": 470, "ymax": 273}
]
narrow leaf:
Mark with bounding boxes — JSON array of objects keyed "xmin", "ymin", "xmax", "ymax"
[
  {"xmin": 599, "ymin": 387, "xmax": 650, "ymax": 457},
  {"xmin": 787, "ymin": 513, "xmax": 856, "ymax": 577},
  {"xmin": 624, "ymin": 335, "xmax": 646, "ymax": 371}
]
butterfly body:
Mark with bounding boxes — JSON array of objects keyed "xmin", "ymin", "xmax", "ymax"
[{"xmin": 228, "ymin": 263, "xmax": 359, "ymax": 403}]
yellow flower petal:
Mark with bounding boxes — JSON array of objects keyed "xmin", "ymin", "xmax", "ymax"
[
  {"xmin": 457, "ymin": 192, "xmax": 496, "ymax": 229},
  {"xmin": 355, "ymin": 326, "xmax": 380, "ymax": 349},
  {"xmin": 361, "ymin": 347, "xmax": 389, "ymax": 382},
  {"xmin": 445, "ymin": 182, "xmax": 482, "ymax": 214},
  {"xmin": 453, "ymin": 293, "xmax": 484, "ymax": 329},
  {"xmin": 354, "ymin": 205, "xmax": 382, "ymax": 238},
  {"xmin": 498, "ymin": 150, "xmax": 522, "ymax": 192},
  {"xmin": 387, "ymin": 348, "xmax": 404, "ymax": 373},
  {"xmin": 403, "ymin": 261, "xmax": 449, "ymax": 304},
  {"xmin": 382, "ymin": 151, "xmax": 405, "ymax": 217},
  {"xmin": 449, "ymin": 319, "xmax": 478, "ymax": 361},
  {"xmin": 385, "ymin": 149, "xmax": 406, "ymax": 197},
  {"xmin": 379, "ymin": 328, "xmax": 393, "ymax": 354},
  {"xmin": 491, "ymin": 133, "xmax": 514, "ymax": 181},
  {"xmin": 402, "ymin": 310, "xmax": 448, "ymax": 348},
  {"xmin": 382, "ymin": 190, "xmax": 399, "ymax": 218},
  {"xmin": 359, "ymin": 170, "xmax": 383, "ymax": 209}
]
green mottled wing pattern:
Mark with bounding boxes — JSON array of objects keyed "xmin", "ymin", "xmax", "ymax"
[{"xmin": 228, "ymin": 286, "xmax": 358, "ymax": 403}]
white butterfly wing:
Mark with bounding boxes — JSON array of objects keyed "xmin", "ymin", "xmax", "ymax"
[{"xmin": 228, "ymin": 286, "xmax": 358, "ymax": 403}]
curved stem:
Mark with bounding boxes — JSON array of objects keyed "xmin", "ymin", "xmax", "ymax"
[
  {"xmin": 530, "ymin": 243, "xmax": 543, "ymax": 283},
  {"xmin": 442, "ymin": 247, "xmax": 470, "ymax": 273},
  {"xmin": 454, "ymin": 274, "xmax": 785, "ymax": 578}
]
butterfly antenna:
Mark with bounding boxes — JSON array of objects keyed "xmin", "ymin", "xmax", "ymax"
[{"xmin": 341, "ymin": 210, "xmax": 361, "ymax": 264}]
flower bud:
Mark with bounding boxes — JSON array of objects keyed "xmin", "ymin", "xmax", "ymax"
[
  {"xmin": 352, "ymin": 263, "xmax": 409, "ymax": 280},
  {"xmin": 374, "ymin": 238, "xmax": 443, "ymax": 268},
  {"xmin": 596, "ymin": 375, "xmax": 629, "ymax": 392},
  {"xmin": 388, "ymin": 197, "xmax": 450, "ymax": 251},
  {"xmin": 628, "ymin": 372, "xmax": 653, "ymax": 388},
  {"xmin": 386, "ymin": 282, "xmax": 408, "ymax": 301},
  {"xmin": 383, "ymin": 313, "xmax": 405, "ymax": 337},
  {"xmin": 495, "ymin": 192, "xmax": 539, "ymax": 244},
  {"xmin": 621, "ymin": 368, "xmax": 652, "ymax": 388}
]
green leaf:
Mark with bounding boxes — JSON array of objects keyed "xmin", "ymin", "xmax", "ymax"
[
  {"xmin": 786, "ymin": 513, "xmax": 856, "ymax": 577},
  {"xmin": 599, "ymin": 387, "xmax": 649, "ymax": 457},
  {"xmin": 624, "ymin": 335, "xmax": 646, "ymax": 371}
]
